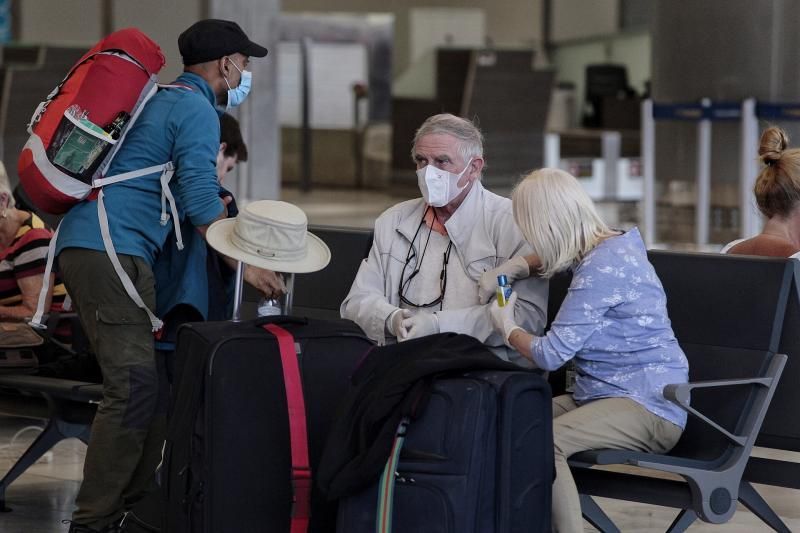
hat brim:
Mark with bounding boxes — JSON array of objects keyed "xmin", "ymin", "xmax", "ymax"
[
  {"xmin": 240, "ymin": 40, "xmax": 268, "ymax": 58},
  {"xmin": 206, "ymin": 218, "xmax": 330, "ymax": 274}
]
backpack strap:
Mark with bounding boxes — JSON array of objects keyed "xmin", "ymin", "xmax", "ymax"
[
  {"xmin": 262, "ymin": 323, "xmax": 311, "ymax": 533},
  {"xmin": 29, "ymin": 166, "xmax": 174, "ymax": 332},
  {"xmin": 94, "ymin": 81, "xmax": 190, "ymax": 252},
  {"xmin": 93, "ymin": 161, "xmax": 183, "ymax": 252},
  {"xmin": 92, "ymin": 162, "xmax": 172, "ymax": 187},
  {"xmin": 97, "ymin": 80, "xmax": 189, "ymax": 175},
  {"xmin": 158, "ymin": 162, "xmax": 183, "ymax": 250},
  {"xmin": 97, "ymin": 79, "xmax": 159, "ymax": 174},
  {"xmin": 96, "ymin": 188, "xmax": 164, "ymax": 331},
  {"xmin": 29, "ymin": 222, "xmax": 61, "ymax": 330}
]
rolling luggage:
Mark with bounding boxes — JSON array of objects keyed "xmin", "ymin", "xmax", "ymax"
[
  {"xmin": 336, "ymin": 370, "xmax": 554, "ymax": 533},
  {"xmin": 162, "ymin": 316, "xmax": 373, "ymax": 533}
]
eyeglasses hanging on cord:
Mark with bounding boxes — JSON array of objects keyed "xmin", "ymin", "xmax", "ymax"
[{"xmin": 398, "ymin": 207, "xmax": 453, "ymax": 310}]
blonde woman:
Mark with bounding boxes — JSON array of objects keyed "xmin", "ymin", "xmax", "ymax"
[
  {"xmin": 0, "ymin": 164, "xmax": 66, "ymax": 320},
  {"xmin": 486, "ymin": 168, "xmax": 689, "ymax": 533}
]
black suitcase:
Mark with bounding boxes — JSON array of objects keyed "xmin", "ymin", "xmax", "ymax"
[
  {"xmin": 336, "ymin": 370, "xmax": 553, "ymax": 533},
  {"xmin": 163, "ymin": 316, "xmax": 373, "ymax": 533}
]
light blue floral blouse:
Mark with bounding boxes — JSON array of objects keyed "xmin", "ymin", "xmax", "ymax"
[{"xmin": 531, "ymin": 228, "xmax": 689, "ymax": 428}]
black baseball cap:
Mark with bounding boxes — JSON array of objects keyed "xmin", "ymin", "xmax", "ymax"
[{"xmin": 179, "ymin": 19, "xmax": 268, "ymax": 66}]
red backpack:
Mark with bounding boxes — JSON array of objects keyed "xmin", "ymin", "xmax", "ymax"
[
  {"xmin": 18, "ymin": 27, "xmax": 166, "ymax": 214},
  {"xmin": 22, "ymin": 29, "xmax": 183, "ymax": 332}
]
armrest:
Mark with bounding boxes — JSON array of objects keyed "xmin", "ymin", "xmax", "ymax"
[
  {"xmin": 33, "ymin": 311, "xmax": 82, "ymax": 356},
  {"xmin": 43, "ymin": 310, "xmax": 79, "ymax": 332},
  {"xmin": 663, "ymin": 376, "xmax": 773, "ymax": 447}
]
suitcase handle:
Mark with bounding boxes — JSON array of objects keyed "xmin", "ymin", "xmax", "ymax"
[
  {"xmin": 254, "ymin": 316, "xmax": 309, "ymax": 327},
  {"xmin": 399, "ymin": 448, "xmax": 446, "ymax": 461}
]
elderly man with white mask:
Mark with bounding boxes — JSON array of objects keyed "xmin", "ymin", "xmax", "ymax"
[{"xmin": 341, "ymin": 113, "xmax": 547, "ymax": 365}]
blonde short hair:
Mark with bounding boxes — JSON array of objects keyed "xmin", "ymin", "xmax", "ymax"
[{"xmin": 512, "ymin": 168, "xmax": 613, "ymax": 277}]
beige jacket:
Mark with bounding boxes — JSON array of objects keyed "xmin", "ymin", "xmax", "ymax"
[{"xmin": 340, "ymin": 182, "xmax": 548, "ymax": 365}]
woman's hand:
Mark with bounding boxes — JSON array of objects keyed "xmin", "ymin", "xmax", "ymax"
[
  {"xmin": 478, "ymin": 256, "xmax": 534, "ymax": 303},
  {"xmin": 488, "ymin": 292, "xmax": 523, "ymax": 345},
  {"xmin": 0, "ymin": 273, "xmax": 50, "ymax": 320},
  {"xmin": 489, "ymin": 292, "xmax": 537, "ymax": 363}
]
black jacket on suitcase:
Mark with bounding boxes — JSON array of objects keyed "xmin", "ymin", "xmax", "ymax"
[
  {"xmin": 163, "ymin": 316, "xmax": 373, "ymax": 533},
  {"xmin": 319, "ymin": 333, "xmax": 554, "ymax": 533}
]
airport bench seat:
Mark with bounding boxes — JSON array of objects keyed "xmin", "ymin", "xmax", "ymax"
[
  {"xmin": 547, "ymin": 251, "xmax": 798, "ymax": 532},
  {"xmin": 0, "ymin": 374, "xmax": 101, "ymax": 510},
  {"xmin": 570, "ymin": 351, "xmax": 787, "ymax": 532}
]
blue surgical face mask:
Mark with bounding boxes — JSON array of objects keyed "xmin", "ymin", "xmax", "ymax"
[{"xmin": 220, "ymin": 57, "xmax": 252, "ymax": 111}]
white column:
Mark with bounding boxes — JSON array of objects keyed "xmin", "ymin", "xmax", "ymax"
[
  {"xmin": 739, "ymin": 98, "xmax": 761, "ymax": 238},
  {"xmin": 544, "ymin": 133, "xmax": 560, "ymax": 169},
  {"xmin": 601, "ymin": 130, "xmax": 621, "ymax": 199},
  {"xmin": 209, "ymin": 0, "xmax": 281, "ymax": 202},
  {"xmin": 695, "ymin": 98, "xmax": 712, "ymax": 246},
  {"xmin": 641, "ymin": 99, "xmax": 656, "ymax": 246}
]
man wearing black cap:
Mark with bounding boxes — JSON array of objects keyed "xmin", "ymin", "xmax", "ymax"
[
  {"xmin": 178, "ymin": 18, "xmax": 268, "ymax": 112},
  {"xmin": 57, "ymin": 20, "xmax": 275, "ymax": 533}
]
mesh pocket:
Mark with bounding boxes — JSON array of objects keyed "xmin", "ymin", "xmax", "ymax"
[{"xmin": 46, "ymin": 110, "xmax": 116, "ymax": 183}]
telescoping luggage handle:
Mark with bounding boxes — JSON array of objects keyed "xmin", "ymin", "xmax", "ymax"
[
  {"xmin": 231, "ymin": 261, "xmax": 296, "ymax": 322},
  {"xmin": 262, "ymin": 323, "xmax": 311, "ymax": 533}
]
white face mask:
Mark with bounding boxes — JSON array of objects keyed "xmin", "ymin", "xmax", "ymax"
[{"xmin": 416, "ymin": 159, "xmax": 473, "ymax": 207}]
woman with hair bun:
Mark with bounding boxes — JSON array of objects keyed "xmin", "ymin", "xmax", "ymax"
[
  {"xmin": 722, "ymin": 126, "xmax": 800, "ymax": 258},
  {"xmin": 484, "ymin": 168, "xmax": 688, "ymax": 533}
]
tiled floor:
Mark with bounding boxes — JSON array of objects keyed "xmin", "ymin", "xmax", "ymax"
[
  {"xmin": 0, "ymin": 414, "xmax": 799, "ymax": 532},
  {"xmin": 0, "ymin": 417, "xmax": 84, "ymax": 532},
  {"xmin": 1, "ymin": 186, "xmax": 794, "ymax": 531}
]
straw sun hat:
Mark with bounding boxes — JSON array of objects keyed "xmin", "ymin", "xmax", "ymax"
[{"xmin": 206, "ymin": 200, "xmax": 330, "ymax": 273}]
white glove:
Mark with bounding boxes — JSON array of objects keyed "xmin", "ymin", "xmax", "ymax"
[
  {"xmin": 489, "ymin": 292, "xmax": 523, "ymax": 346},
  {"xmin": 400, "ymin": 312, "xmax": 440, "ymax": 341},
  {"xmin": 478, "ymin": 256, "xmax": 531, "ymax": 304},
  {"xmin": 387, "ymin": 308, "xmax": 412, "ymax": 340}
]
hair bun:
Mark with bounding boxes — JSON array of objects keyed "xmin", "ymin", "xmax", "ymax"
[{"xmin": 759, "ymin": 126, "xmax": 789, "ymax": 166}]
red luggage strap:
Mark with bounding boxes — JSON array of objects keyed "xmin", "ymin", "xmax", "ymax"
[{"xmin": 263, "ymin": 323, "xmax": 311, "ymax": 533}]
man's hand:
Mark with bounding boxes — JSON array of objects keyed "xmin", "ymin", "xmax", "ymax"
[
  {"xmin": 478, "ymin": 256, "xmax": 532, "ymax": 304},
  {"xmin": 387, "ymin": 308, "xmax": 412, "ymax": 340},
  {"xmin": 400, "ymin": 312, "xmax": 440, "ymax": 341},
  {"xmin": 489, "ymin": 292, "xmax": 523, "ymax": 346},
  {"xmin": 243, "ymin": 265, "xmax": 286, "ymax": 299}
]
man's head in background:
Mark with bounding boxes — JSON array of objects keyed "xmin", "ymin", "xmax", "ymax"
[{"xmin": 217, "ymin": 112, "xmax": 248, "ymax": 182}]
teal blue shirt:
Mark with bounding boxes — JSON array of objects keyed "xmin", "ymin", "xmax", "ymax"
[{"xmin": 56, "ymin": 72, "xmax": 224, "ymax": 265}]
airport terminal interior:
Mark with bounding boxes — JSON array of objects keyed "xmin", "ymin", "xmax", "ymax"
[{"xmin": 1, "ymin": 0, "xmax": 800, "ymax": 531}]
